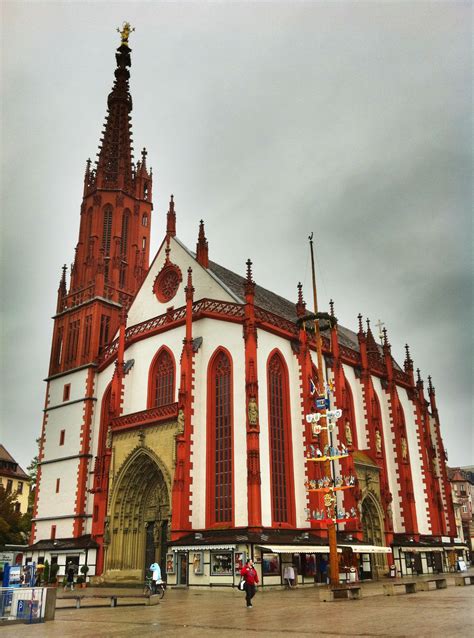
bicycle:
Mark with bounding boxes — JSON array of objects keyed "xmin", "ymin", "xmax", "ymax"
[{"xmin": 144, "ymin": 575, "xmax": 166, "ymax": 599}]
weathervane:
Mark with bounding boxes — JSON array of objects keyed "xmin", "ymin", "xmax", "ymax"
[{"xmin": 117, "ymin": 22, "xmax": 134, "ymax": 46}]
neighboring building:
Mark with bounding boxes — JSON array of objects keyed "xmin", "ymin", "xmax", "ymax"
[
  {"xmin": 448, "ymin": 466, "xmax": 474, "ymax": 563},
  {"xmin": 0, "ymin": 445, "xmax": 30, "ymax": 515},
  {"xmin": 28, "ymin": 29, "xmax": 462, "ymax": 585}
]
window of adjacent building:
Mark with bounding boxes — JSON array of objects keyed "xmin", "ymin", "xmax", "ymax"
[
  {"xmin": 59, "ymin": 430, "xmax": 65, "ymax": 446},
  {"xmin": 462, "ymin": 505, "xmax": 468, "ymax": 513},
  {"xmin": 207, "ymin": 349, "xmax": 233, "ymax": 526},
  {"xmin": 14, "ymin": 502, "xmax": 20, "ymax": 513},
  {"xmin": 17, "ymin": 481, "xmax": 23, "ymax": 494},
  {"xmin": 56, "ymin": 478, "xmax": 60, "ymax": 493},
  {"xmin": 267, "ymin": 351, "xmax": 295, "ymax": 526},
  {"xmin": 63, "ymin": 383, "xmax": 71, "ymax": 401},
  {"xmin": 150, "ymin": 348, "xmax": 175, "ymax": 408},
  {"xmin": 6, "ymin": 479, "xmax": 12, "ymax": 493}
]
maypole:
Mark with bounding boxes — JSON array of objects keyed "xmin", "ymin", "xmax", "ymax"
[{"xmin": 302, "ymin": 233, "xmax": 357, "ymax": 588}]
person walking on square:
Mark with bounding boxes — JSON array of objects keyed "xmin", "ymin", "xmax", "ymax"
[
  {"xmin": 240, "ymin": 558, "xmax": 259, "ymax": 608},
  {"xmin": 150, "ymin": 562, "xmax": 162, "ymax": 594},
  {"xmin": 64, "ymin": 564, "xmax": 75, "ymax": 591}
]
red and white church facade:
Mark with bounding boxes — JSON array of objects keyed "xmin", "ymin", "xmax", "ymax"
[{"xmin": 27, "ymin": 30, "xmax": 465, "ymax": 586}]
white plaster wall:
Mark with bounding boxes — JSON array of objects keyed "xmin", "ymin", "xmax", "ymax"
[
  {"xmin": 36, "ymin": 458, "xmax": 81, "ymax": 519},
  {"xmin": 257, "ymin": 330, "xmax": 307, "ymax": 529},
  {"xmin": 43, "ymin": 401, "xmax": 85, "ymax": 461},
  {"xmin": 399, "ymin": 388, "xmax": 431, "ymax": 535},
  {"xmin": 126, "ymin": 236, "xmax": 236, "ymax": 328},
  {"xmin": 47, "ymin": 368, "xmax": 90, "ymax": 408},
  {"xmin": 34, "ymin": 518, "xmax": 74, "ymax": 541},
  {"xmin": 191, "ymin": 318, "xmax": 247, "ymax": 528},
  {"xmin": 373, "ymin": 378, "xmax": 403, "ymax": 532},
  {"xmin": 120, "ymin": 327, "xmax": 186, "ymax": 415},
  {"xmin": 342, "ymin": 364, "xmax": 368, "ymax": 449}
]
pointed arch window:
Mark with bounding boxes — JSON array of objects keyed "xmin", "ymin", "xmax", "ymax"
[
  {"xmin": 267, "ymin": 351, "xmax": 295, "ymax": 526},
  {"xmin": 119, "ymin": 209, "xmax": 130, "ymax": 288},
  {"xmin": 207, "ymin": 349, "xmax": 233, "ymax": 526},
  {"xmin": 149, "ymin": 348, "xmax": 175, "ymax": 408}
]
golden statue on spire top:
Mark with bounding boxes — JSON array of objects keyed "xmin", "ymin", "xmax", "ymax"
[{"xmin": 117, "ymin": 22, "xmax": 134, "ymax": 46}]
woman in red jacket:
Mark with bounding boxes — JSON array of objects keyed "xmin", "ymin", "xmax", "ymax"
[{"xmin": 240, "ymin": 559, "xmax": 259, "ymax": 608}]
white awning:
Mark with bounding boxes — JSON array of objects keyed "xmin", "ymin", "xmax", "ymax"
[
  {"xmin": 170, "ymin": 545, "xmax": 236, "ymax": 552},
  {"xmin": 258, "ymin": 545, "xmax": 341, "ymax": 554},
  {"xmin": 339, "ymin": 544, "xmax": 392, "ymax": 554},
  {"xmin": 400, "ymin": 546, "xmax": 443, "ymax": 553}
]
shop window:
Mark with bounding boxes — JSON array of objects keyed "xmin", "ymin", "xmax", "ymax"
[
  {"xmin": 192, "ymin": 552, "xmax": 204, "ymax": 575},
  {"xmin": 63, "ymin": 384, "xmax": 71, "ymax": 401},
  {"xmin": 262, "ymin": 553, "xmax": 280, "ymax": 576},
  {"xmin": 210, "ymin": 552, "xmax": 233, "ymax": 575},
  {"xmin": 166, "ymin": 553, "xmax": 175, "ymax": 574},
  {"xmin": 234, "ymin": 551, "xmax": 247, "ymax": 574},
  {"xmin": 59, "ymin": 430, "xmax": 65, "ymax": 446}
]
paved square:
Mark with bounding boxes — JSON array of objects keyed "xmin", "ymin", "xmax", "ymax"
[{"xmin": 1, "ymin": 577, "xmax": 473, "ymax": 637}]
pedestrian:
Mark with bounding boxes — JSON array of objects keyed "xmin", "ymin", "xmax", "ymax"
[
  {"xmin": 240, "ymin": 558, "xmax": 259, "ymax": 608},
  {"xmin": 64, "ymin": 563, "xmax": 75, "ymax": 591},
  {"xmin": 150, "ymin": 562, "xmax": 162, "ymax": 594}
]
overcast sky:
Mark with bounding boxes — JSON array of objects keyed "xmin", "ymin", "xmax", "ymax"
[{"xmin": 1, "ymin": 1, "xmax": 472, "ymax": 472}]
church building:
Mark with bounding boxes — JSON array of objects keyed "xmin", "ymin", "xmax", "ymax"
[{"xmin": 28, "ymin": 27, "xmax": 465, "ymax": 587}]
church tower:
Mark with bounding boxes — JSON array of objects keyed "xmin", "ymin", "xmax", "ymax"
[{"xmin": 31, "ymin": 24, "xmax": 152, "ymax": 546}]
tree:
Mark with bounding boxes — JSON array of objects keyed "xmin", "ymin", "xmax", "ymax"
[
  {"xmin": 26, "ymin": 437, "xmax": 41, "ymax": 511},
  {"xmin": 0, "ymin": 486, "xmax": 30, "ymax": 545}
]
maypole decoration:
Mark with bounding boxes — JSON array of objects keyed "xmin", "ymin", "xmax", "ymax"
[{"xmin": 300, "ymin": 233, "xmax": 358, "ymax": 587}]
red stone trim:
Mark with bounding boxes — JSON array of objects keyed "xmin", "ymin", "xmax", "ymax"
[
  {"xmin": 30, "ymin": 382, "xmax": 51, "ymax": 544},
  {"xmin": 111, "ymin": 403, "xmax": 178, "ymax": 432},
  {"xmin": 73, "ymin": 368, "xmax": 96, "ymax": 537}
]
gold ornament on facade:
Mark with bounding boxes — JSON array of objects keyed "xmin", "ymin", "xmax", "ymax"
[
  {"xmin": 177, "ymin": 409, "xmax": 185, "ymax": 434},
  {"xmin": 401, "ymin": 436, "xmax": 408, "ymax": 460},
  {"xmin": 248, "ymin": 397, "xmax": 259, "ymax": 426},
  {"xmin": 117, "ymin": 22, "xmax": 134, "ymax": 46},
  {"xmin": 345, "ymin": 420, "xmax": 353, "ymax": 446}
]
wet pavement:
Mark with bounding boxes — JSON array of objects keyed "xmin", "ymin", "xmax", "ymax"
[{"xmin": 2, "ymin": 573, "xmax": 473, "ymax": 637}]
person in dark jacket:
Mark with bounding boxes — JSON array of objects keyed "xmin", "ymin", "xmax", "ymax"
[
  {"xmin": 240, "ymin": 559, "xmax": 259, "ymax": 608},
  {"xmin": 64, "ymin": 564, "xmax": 75, "ymax": 591}
]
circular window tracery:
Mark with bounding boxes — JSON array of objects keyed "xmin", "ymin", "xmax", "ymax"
[{"xmin": 153, "ymin": 262, "xmax": 182, "ymax": 303}]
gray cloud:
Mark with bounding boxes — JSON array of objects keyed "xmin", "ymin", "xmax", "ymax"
[{"xmin": 1, "ymin": 2, "xmax": 472, "ymax": 469}]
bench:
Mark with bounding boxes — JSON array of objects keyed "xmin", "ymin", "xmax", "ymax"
[
  {"xmin": 417, "ymin": 578, "xmax": 447, "ymax": 591},
  {"xmin": 317, "ymin": 585, "xmax": 362, "ymax": 602},
  {"xmin": 383, "ymin": 581, "xmax": 417, "ymax": 596},
  {"xmin": 454, "ymin": 574, "xmax": 474, "ymax": 587},
  {"xmin": 62, "ymin": 594, "xmax": 160, "ymax": 609}
]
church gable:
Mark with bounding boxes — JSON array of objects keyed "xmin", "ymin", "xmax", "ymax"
[{"xmin": 126, "ymin": 235, "xmax": 238, "ymax": 327}]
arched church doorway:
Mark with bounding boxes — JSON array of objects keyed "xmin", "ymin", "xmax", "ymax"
[
  {"xmin": 105, "ymin": 448, "xmax": 171, "ymax": 581},
  {"xmin": 361, "ymin": 494, "xmax": 386, "ymax": 578}
]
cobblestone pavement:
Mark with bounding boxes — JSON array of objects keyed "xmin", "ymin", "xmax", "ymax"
[{"xmin": 2, "ymin": 573, "xmax": 473, "ymax": 637}]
